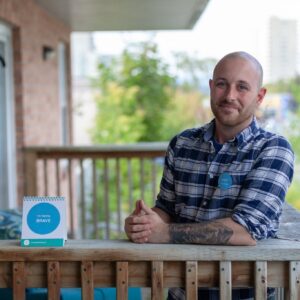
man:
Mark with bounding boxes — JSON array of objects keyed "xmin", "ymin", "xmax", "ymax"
[{"xmin": 124, "ymin": 51, "xmax": 294, "ymax": 299}]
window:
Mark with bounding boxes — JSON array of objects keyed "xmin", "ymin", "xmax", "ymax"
[{"xmin": 0, "ymin": 21, "xmax": 16, "ymax": 208}]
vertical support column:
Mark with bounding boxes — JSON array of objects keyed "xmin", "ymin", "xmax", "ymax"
[
  {"xmin": 220, "ymin": 261, "xmax": 232, "ymax": 300},
  {"xmin": 92, "ymin": 159, "xmax": 98, "ymax": 238},
  {"xmin": 43, "ymin": 158, "xmax": 48, "ymax": 195},
  {"xmin": 152, "ymin": 261, "xmax": 164, "ymax": 300},
  {"xmin": 186, "ymin": 261, "xmax": 198, "ymax": 300},
  {"xmin": 13, "ymin": 261, "xmax": 25, "ymax": 300},
  {"xmin": 104, "ymin": 158, "xmax": 110, "ymax": 239},
  {"xmin": 289, "ymin": 261, "xmax": 300, "ymax": 300},
  {"xmin": 55, "ymin": 159, "xmax": 60, "ymax": 196},
  {"xmin": 81, "ymin": 261, "xmax": 94, "ymax": 300},
  {"xmin": 68, "ymin": 158, "xmax": 75, "ymax": 238},
  {"xmin": 116, "ymin": 158, "xmax": 122, "ymax": 236},
  {"xmin": 24, "ymin": 150, "xmax": 37, "ymax": 195},
  {"xmin": 47, "ymin": 261, "xmax": 60, "ymax": 300},
  {"xmin": 255, "ymin": 261, "xmax": 267, "ymax": 300},
  {"xmin": 80, "ymin": 159, "xmax": 86, "ymax": 238},
  {"xmin": 117, "ymin": 261, "xmax": 128, "ymax": 300}
]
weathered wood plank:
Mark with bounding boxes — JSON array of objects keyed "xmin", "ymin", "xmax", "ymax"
[
  {"xmin": 152, "ymin": 261, "xmax": 163, "ymax": 300},
  {"xmin": 255, "ymin": 261, "xmax": 267, "ymax": 300},
  {"xmin": 186, "ymin": 261, "xmax": 197, "ymax": 300},
  {"xmin": 289, "ymin": 261, "xmax": 300, "ymax": 300},
  {"xmin": 277, "ymin": 203, "xmax": 300, "ymax": 242},
  {"xmin": 47, "ymin": 261, "xmax": 60, "ymax": 300},
  {"xmin": 1, "ymin": 240, "xmax": 300, "ymax": 262},
  {"xmin": 220, "ymin": 261, "xmax": 231, "ymax": 300},
  {"xmin": 81, "ymin": 261, "xmax": 94, "ymax": 300},
  {"xmin": 13, "ymin": 262, "xmax": 25, "ymax": 300},
  {"xmin": 0, "ymin": 260, "xmax": 289, "ymax": 289},
  {"xmin": 117, "ymin": 261, "xmax": 128, "ymax": 300}
]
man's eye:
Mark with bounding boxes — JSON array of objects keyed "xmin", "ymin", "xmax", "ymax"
[
  {"xmin": 216, "ymin": 82, "xmax": 226, "ymax": 87},
  {"xmin": 239, "ymin": 85, "xmax": 248, "ymax": 91}
]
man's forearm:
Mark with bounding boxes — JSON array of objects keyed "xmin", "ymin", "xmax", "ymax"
[
  {"xmin": 168, "ymin": 221, "xmax": 233, "ymax": 245},
  {"xmin": 157, "ymin": 218, "xmax": 256, "ymax": 246}
]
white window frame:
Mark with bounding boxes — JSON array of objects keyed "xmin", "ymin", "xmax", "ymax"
[
  {"xmin": 0, "ymin": 21, "xmax": 17, "ymax": 209},
  {"xmin": 58, "ymin": 42, "xmax": 69, "ymax": 145}
]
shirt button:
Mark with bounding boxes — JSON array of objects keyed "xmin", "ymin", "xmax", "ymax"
[
  {"xmin": 209, "ymin": 173, "xmax": 214, "ymax": 179},
  {"xmin": 202, "ymin": 201, "xmax": 207, "ymax": 206}
]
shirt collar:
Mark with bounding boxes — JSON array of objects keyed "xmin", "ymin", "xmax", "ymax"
[{"xmin": 202, "ymin": 117, "xmax": 260, "ymax": 149}]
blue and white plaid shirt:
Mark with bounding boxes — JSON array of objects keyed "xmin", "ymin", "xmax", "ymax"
[{"xmin": 155, "ymin": 117, "xmax": 294, "ymax": 300}]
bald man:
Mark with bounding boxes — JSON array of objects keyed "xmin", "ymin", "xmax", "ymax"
[{"xmin": 125, "ymin": 52, "xmax": 294, "ymax": 300}]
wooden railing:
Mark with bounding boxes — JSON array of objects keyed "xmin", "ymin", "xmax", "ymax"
[
  {"xmin": 0, "ymin": 239, "xmax": 300, "ymax": 299},
  {"xmin": 24, "ymin": 144, "xmax": 167, "ymax": 239}
]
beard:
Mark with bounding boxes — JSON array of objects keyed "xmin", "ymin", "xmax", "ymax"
[{"xmin": 211, "ymin": 99, "xmax": 254, "ymax": 128}]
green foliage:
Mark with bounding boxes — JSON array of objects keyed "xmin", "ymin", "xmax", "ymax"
[
  {"xmin": 286, "ymin": 179, "xmax": 300, "ymax": 210},
  {"xmin": 266, "ymin": 76, "xmax": 300, "ymax": 105},
  {"xmin": 266, "ymin": 77, "xmax": 300, "ymax": 209},
  {"xmin": 173, "ymin": 52, "xmax": 217, "ymax": 92},
  {"xmin": 91, "ymin": 42, "xmax": 175, "ymax": 143}
]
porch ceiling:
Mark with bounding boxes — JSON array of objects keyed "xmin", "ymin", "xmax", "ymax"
[{"xmin": 34, "ymin": 0, "xmax": 210, "ymax": 31}]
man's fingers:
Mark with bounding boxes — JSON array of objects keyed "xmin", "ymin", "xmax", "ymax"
[
  {"xmin": 131, "ymin": 215, "xmax": 151, "ymax": 224},
  {"xmin": 134, "ymin": 237, "xmax": 148, "ymax": 244},
  {"xmin": 131, "ymin": 230, "xmax": 151, "ymax": 240},
  {"xmin": 131, "ymin": 224, "xmax": 151, "ymax": 232}
]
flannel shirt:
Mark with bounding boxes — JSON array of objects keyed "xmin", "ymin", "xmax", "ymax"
[{"xmin": 155, "ymin": 117, "xmax": 294, "ymax": 300}]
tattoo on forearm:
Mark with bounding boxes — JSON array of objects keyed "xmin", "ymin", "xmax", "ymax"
[{"xmin": 169, "ymin": 221, "xmax": 233, "ymax": 245}]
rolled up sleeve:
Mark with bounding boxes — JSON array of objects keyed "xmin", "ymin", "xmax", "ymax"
[
  {"xmin": 232, "ymin": 137, "xmax": 294, "ymax": 240},
  {"xmin": 155, "ymin": 136, "xmax": 178, "ymax": 218}
]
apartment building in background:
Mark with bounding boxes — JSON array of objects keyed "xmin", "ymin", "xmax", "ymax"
[{"xmin": 268, "ymin": 17, "xmax": 298, "ymax": 83}]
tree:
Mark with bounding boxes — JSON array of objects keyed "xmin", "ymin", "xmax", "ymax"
[
  {"xmin": 265, "ymin": 77, "xmax": 300, "ymax": 209},
  {"xmin": 91, "ymin": 42, "xmax": 175, "ymax": 144},
  {"xmin": 89, "ymin": 42, "xmax": 214, "ymax": 238}
]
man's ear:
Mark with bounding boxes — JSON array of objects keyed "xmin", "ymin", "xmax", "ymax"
[
  {"xmin": 209, "ymin": 79, "xmax": 213, "ymax": 90},
  {"xmin": 257, "ymin": 87, "xmax": 267, "ymax": 105}
]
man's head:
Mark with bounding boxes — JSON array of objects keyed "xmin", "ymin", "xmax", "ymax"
[{"xmin": 209, "ymin": 51, "xmax": 266, "ymax": 136}]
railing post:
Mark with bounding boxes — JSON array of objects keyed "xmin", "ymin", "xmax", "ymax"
[
  {"xmin": 220, "ymin": 261, "xmax": 232, "ymax": 300},
  {"xmin": 24, "ymin": 150, "xmax": 37, "ymax": 195},
  {"xmin": 255, "ymin": 261, "xmax": 267, "ymax": 300},
  {"xmin": 289, "ymin": 261, "xmax": 300, "ymax": 300}
]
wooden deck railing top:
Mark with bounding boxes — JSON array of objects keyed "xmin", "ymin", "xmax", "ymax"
[{"xmin": 1, "ymin": 239, "xmax": 300, "ymax": 299}]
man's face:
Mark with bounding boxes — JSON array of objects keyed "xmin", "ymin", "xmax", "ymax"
[{"xmin": 209, "ymin": 57, "xmax": 266, "ymax": 130}]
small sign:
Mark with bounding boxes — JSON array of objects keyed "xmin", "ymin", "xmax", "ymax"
[
  {"xmin": 218, "ymin": 172, "xmax": 232, "ymax": 190},
  {"xmin": 21, "ymin": 196, "xmax": 67, "ymax": 247}
]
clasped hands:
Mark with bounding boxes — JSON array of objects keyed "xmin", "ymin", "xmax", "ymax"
[{"xmin": 124, "ymin": 200, "xmax": 169, "ymax": 243}]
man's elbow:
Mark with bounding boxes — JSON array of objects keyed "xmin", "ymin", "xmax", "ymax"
[
  {"xmin": 244, "ymin": 236, "xmax": 257, "ymax": 246},
  {"xmin": 229, "ymin": 233, "xmax": 257, "ymax": 246}
]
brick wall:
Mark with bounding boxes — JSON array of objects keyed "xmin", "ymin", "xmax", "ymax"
[{"xmin": 0, "ymin": 0, "xmax": 72, "ymax": 204}]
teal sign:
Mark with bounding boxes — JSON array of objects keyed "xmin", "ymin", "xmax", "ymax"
[
  {"xmin": 218, "ymin": 172, "xmax": 232, "ymax": 189},
  {"xmin": 27, "ymin": 203, "xmax": 60, "ymax": 235}
]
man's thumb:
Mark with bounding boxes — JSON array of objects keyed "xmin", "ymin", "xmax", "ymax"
[
  {"xmin": 140, "ymin": 200, "xmax": 153, "ymax": 215},
  {"xmin": 133, "ymin": 200, "xmax": 142, "ymax": 214}
]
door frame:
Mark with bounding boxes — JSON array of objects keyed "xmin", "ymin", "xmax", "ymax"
[{"xmin": 0, "ymin": 20, "xmax": 17, "ymax": 209}]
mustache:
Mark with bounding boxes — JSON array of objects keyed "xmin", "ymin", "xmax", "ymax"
[{"xmin": 218, "ymin": 99, "xmax": 240, "ymax": 109}]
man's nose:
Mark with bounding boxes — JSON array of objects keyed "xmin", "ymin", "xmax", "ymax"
[{"xmin": 225, "ymin": 85, "xmax": 237, "ymax": 101}]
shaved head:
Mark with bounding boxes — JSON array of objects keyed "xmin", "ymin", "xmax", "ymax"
[{"xmin": 213, "ymin": 51, "xmax": 264, "ymax": 88}]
